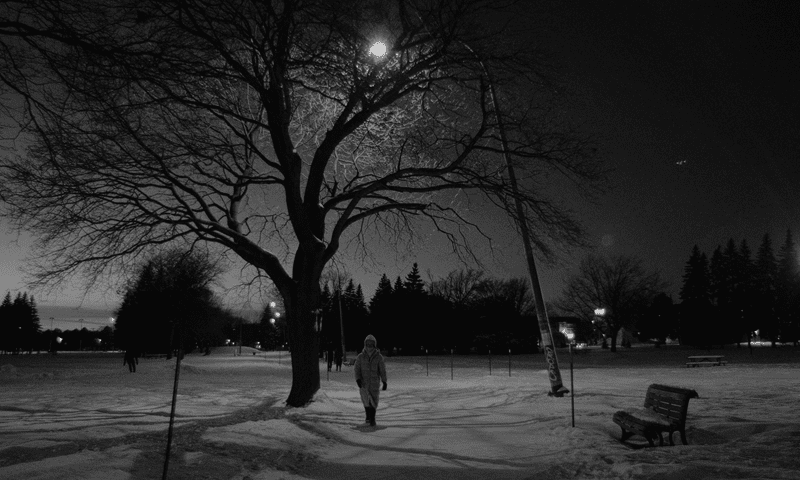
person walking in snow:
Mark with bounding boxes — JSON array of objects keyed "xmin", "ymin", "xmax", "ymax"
[
  {"xmin": 354, "ymin": 334, "xmax": 387, "ymax": 426},
  {"xmin": 123, "ymin": 348, "xmax": 138, "ymax": 373},
  {"xmin": 334, "ymin": 347, "xmax": 343, "ymax": 372}
]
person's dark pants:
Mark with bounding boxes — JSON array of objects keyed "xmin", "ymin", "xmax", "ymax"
[{"xmin": 364, "ymin": 406, "xmax": 376, "ymax": 426}]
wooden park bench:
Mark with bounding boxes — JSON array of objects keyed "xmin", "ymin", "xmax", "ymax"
[
  {"xmin": 686, "ymin": 355, "xmax": 727, "ymax": 367},
  {"xmin": 612, "ymin": 384, "xmax": 699, "ymax": 447}
]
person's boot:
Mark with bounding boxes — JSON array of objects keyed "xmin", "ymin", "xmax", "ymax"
[
  {"xmin": 363, "ymin": 407, "xmax": 371, "ymax": 425},
  {"xmin": 367, "ymin": 407, "xmax": 376, "ymax": 426}
]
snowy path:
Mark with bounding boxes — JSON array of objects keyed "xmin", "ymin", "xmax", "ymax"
[{"xmin": 1, "ymin": 348, "xmax": 799, "ymax": 479}]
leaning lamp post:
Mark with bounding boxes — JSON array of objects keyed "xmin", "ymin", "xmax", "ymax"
[{"xmin": 461, "ymin": 42, "xmax": 568, "ymax": 396}]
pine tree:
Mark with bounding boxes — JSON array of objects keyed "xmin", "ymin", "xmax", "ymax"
[
  {"xmin": 776, "ymin": 230, "xmax": 800, "ymax": 346},
  {"xmin": 368, "ymin": 274, "xmax": 393, "ymax": 346},
  {"xmin": 0, "ymin": 292, "xmax": 13, "ymax": 353},
  {"xmin": 679, "ymin": 246, "xmax": 713, "ymax": 347},
  {"xmin": 733, "ymin": 239, "xmax": 755, "ymax": 346},
  {"xmin": 402, "ymin": 263, "xmax": 427, "ymax": 353},
  {"xmin": 24, "ymin": 294, "xmax": 42, "ymax": 353},
  {"xmin": 754, "ymin": 233, "xmax": 778, "ymax": 345},
  {"xmin": 680, "ymin": 246, "xmax": 710, "ymax": 304},
  {"xmin": 404, "ymin": 263, "xmax": 425, "ymax": 295}
]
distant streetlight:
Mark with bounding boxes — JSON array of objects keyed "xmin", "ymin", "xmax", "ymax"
[
  {"xmin": 369, "ymin": 41, "xmax": 387, "ymax": 58},
  {"xmin": 594, "ymin": 308, "xmax": 606, "ymax": 317}
]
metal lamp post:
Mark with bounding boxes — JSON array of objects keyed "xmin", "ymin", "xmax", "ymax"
[{"xmin": 460, "ymin": 42, "xmax": 567, "ymax": 396}]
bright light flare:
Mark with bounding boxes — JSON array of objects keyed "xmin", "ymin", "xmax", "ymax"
[{"xmin": 369, "ymin": 41, "xmax": 387, "ymax": 57}]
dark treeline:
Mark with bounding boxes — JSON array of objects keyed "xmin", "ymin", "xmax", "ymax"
[
  {"xmin": 113, "ymin": 249, "xmax": 249, "ymax": 356},
  {"xmin": 680, "ymin": 230, "xmax": 800, "ymax": 348},
  {"xmin": 310, "ymin": 264, "xmax": 561, "ymax": 356},
  {"xmin": 4, "ymin": 229, "xmax": 799, "ymax": 356}
]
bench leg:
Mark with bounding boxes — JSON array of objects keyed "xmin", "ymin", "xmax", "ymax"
[
  {"xmin": 620, "ymin": 428, "xmax": 634, "ymax": 443},
  {"xmin": 680, "ymin": 429, "xmax": 689, "ymax": 445},
  {"xmin": 667, "ymin": 431, "xmax": 675, "ymax": 446}
]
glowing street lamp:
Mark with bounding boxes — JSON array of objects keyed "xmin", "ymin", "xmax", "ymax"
[{"xmin": 369, "ymin": 41, "xmax": 387, "ymax": 58}]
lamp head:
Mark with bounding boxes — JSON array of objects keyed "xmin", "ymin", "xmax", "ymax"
[{"xmin": 369, "ymin": 41, "xmax": 387, "ymax": 58}]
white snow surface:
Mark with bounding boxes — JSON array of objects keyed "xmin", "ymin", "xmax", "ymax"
[{"xmin": 1, "ymin": 345, "xmax": 798, "ymax": 479}]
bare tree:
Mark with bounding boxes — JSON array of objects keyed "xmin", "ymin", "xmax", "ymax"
[
  {"xmin": 0, "ymin": 0, "xmax": 605, "ymax": 406},
  {"xmin": 555, "ymin": 255, "xmax": 665, "ymax": 352},
  {"xmin": 428, "ymin": 268, "xmax": 486, "ymax": 307}
]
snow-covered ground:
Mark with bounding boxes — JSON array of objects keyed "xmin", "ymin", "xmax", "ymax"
[{"xmin": 1, "ymin": 345, "xmax": 798, "ymax": 479}]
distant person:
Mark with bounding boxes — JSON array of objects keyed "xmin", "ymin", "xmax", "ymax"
[
  {"xmin": 354, "ymin": 334, "xmax": 387, "ymax": 426},
  {"xmin": 327, "ymin": 344, "xmax": 334, "ymax": 372},
  {"xmin": 123, "ymin": 348, "xmax": 138, "ymax": 373},
  {"xmin": 334, "ymin": 347, "xmax": 343, "ymax": 372}
]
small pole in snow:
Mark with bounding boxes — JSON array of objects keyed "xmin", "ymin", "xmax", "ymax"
[
  {"xmin": 508, "ymin": 348, "xmax": 511, "ymax": 377},
  {"xmin": 162, "ymin": 326, "xmax": 182, "ymax": 480},
  {"xmin": 570, "ymin": 342, "xmax": 575, "ymax": 427},
  {"xmin": 489, "ymin": 349, "xmax": 492, "ymax": 375},
  {"xmin": 450, "ymin": 348, "xmax": 454, "ymax": 380},
  {"xmin": 426, "ymin": 349, "xmax": 429, "ymax": 376}
]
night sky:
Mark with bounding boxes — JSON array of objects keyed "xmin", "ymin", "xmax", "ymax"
[{"xmin": 1, "ymin": 1, "xmax": 799, "ymax": 312}]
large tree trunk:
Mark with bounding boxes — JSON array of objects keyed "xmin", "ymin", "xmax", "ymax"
[{"xmin": 285, "ymin": 297, "xmax": 321, "ymax": 407}]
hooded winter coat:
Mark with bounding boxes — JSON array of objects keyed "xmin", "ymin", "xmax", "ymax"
[{"xmin": 354, "ymin": 335, "xmax": 387, "ymax": 409}]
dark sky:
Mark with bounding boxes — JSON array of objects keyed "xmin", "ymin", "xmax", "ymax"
[
  {"xmin": 2, "ymin": 1, "xmax": 799, "ymax": 309},
  {"xmin": 524, "ymin": 1, "xmax": 800, "ymax": 299}
]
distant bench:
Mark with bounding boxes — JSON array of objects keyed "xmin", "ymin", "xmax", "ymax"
[
  {"xmin": 612, "ymin": 384, "xmax": 699, "ymax": 447},
  {"xmin": 686, "ymin": 355, "xmax": 727, "ymax": 367}
]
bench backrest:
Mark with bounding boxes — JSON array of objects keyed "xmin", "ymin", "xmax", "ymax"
[{"xmin": 644, "ymin": 384, "xmax": 699, "ymax": 426}]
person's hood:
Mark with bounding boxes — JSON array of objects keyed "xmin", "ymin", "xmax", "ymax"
[{"xmin": 364, "ymin": 334, "xmax": 377, "ymax": 348}]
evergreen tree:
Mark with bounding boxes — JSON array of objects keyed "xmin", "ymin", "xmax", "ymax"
[
  {"xmin": 393, "ymin": 276, "xmax": 405, "ymax": 294},
  {"xmin": 754, "ymin": 233, "xmax": 778, "ymax": 344},
  {"xmin": 355, "ymin": 285, "xmax": 369, "ymax": 332},
  {"xmin": 733, "ymin": 239, "xmax": 755, "ymax": 346},
  {"xmin": 319, "ymin": 283, "xmax": 335, "ymax": 354},
  {"xmin": 404, "ymin": 263, "xmax": 425, "ymax": 295},
  {"xmin": 679, "ymin": 246, "xmax": 713, "ymax": 347},
  {"xmin": 385, "ymin": 276, "xmax": 407, "ymax": 353},
  {"xmin": 0, "ymin": 292, "xmax": 13, "ymax": 353},
  {"xmin": 680, "ymin": 246, "xmax": 710, "ymax": 303},
  {"xmin": 0, "ymin": 292, "xmax": 42, "ymax": 354},
  {"xmin": 342, "ymin": 279, "xmax": 369, "ymax": 350},
  {"xmin": 776, "ymin": 230, "xmax": 800, "ymax": 345},
  {"xmin": 708, "ymin": 240, "xmax": 739, "ymax": 346},
  {"xmin": 368, "ymin": 274, "xmax": 393, "ymax": 348},
  {"xmin": 401, "ymin": 263, "xmax": 428, "ymax": 353}
]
